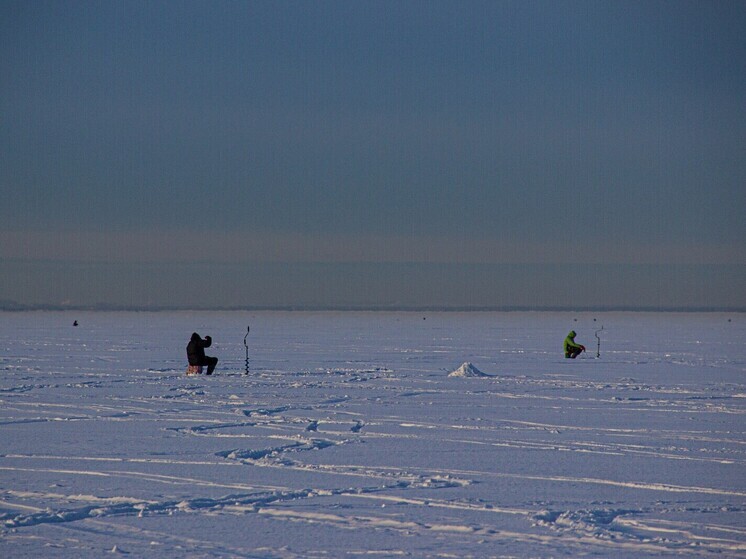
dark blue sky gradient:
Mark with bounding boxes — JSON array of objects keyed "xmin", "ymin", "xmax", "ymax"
[{"xmin": 1, "ymin": 1, "xmax": 744, "ymax": 308}]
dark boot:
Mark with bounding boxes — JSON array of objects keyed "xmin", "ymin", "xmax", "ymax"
[{"xmin": 206, "ymin": 356, "xmax": 218, "ymax": 375}]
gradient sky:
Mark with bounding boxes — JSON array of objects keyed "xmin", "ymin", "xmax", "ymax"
[{"xmin": 2, "ymin": 1, "xmax": 745, "ymax": 309}]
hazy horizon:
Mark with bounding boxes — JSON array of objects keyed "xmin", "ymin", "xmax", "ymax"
[{"xmin": 2, "ymin": 259, "xmax": 743, "ymax": 312}]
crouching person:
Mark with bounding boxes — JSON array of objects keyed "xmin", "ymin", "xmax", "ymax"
[
  {"xmin": 187, "ymin": 332, "xmax": 218, "ymax": 375},
  {"xmin": 564, "ymin": 330, "xmax": 585, "ymax": 359}
]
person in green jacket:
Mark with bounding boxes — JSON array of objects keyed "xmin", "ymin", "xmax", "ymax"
[{"xmin": 564, "ymin": 330, "xmax": 585, "ymax": 358}]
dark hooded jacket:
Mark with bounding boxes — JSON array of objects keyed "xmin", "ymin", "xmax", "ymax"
[{"xmin": 187, "ymin": 333, "xmax": 212, "ymax": 365}]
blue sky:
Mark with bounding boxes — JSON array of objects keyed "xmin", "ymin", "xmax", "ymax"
[{"xmin": 1, "ymin": 1, "xmax": 744, "ymax": 309}]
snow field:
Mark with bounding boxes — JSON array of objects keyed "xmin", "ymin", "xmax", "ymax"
[{"xmin": 0, "ymin": 311, "xmax": 744, "ymax": 557}]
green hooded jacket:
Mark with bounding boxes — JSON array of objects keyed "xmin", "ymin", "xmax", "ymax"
[{"xmin": 564, "ymin": 330, "xmax": 583, "ymax": 356}]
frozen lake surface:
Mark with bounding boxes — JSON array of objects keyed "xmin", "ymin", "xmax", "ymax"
[{"xmin": 1, "ymin": 311, "xmax": 744, "ymax": 558}]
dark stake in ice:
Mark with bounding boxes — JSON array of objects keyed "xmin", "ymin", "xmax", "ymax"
[
  {"xmin": 244, "ymin": 326, "xmax": 250, "ymax": 375},
  {"xmin": 595, "ymin": 325, "xmax": 604, "ymax": 358}
]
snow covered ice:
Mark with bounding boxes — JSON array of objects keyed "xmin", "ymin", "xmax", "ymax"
[{"xmin": 1, "ymin": 311, "xmax": 744, "ymax": 558}]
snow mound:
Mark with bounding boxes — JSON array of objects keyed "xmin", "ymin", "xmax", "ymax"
[{"xmin": 448, "ymin": 362, "xmax": 489, "ymax": 378}]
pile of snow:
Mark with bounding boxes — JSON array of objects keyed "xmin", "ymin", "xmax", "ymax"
[{"xmin": 448, "ymin": 362, "xmax": 489, "ymax": 377}]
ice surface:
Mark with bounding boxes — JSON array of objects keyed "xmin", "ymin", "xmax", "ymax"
[{"xmin": 1, "ymin": 311, "xmax": 744, "ymax": 557}]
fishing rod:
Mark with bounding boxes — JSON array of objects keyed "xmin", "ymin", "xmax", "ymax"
[{"xmin": 243, "ymin": 326, "xmax": 250, "ymax": 374}]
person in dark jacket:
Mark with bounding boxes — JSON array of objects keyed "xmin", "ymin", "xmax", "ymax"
[
  {"xmin": 564, "ymin": 330, "xmax": 585, "ymax": 359},
  {"xmin": 187, "ymin": 332, "xmax": 218, "ymax": 375}
]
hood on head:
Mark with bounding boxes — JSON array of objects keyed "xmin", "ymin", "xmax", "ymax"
[
  {"xmin": 568, "ymin": 330, "xmax": 576, "ymax": 338},
  {"xmin": 191, "ymin": 332, "xmax": 200, "ymax": 341}
]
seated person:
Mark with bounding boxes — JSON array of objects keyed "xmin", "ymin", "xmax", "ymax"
[
  {"xmin": 187, "ymin": 332, "xmax": 218, "ymax": 375},
  {"xmin": 564, "ymin": 330, "xmax": 585, "ymax": 359}
]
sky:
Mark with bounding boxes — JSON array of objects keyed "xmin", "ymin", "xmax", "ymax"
[{"xmin": 1, "ymin": 0, "xmax": 745, "ymax": 310}]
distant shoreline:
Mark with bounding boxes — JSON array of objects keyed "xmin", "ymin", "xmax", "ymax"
[{"xmin": 1, "ymin": 304, "xmax": 743, "ymax": 313}]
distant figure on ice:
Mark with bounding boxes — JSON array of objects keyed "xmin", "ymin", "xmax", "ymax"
[
  {"xmin": 564, "ymin": 330, "xmax": 585, "ymax": 359},
  {"xmin": 187, "ymin": 332, "xmax": 218, "ymax": 375}
]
